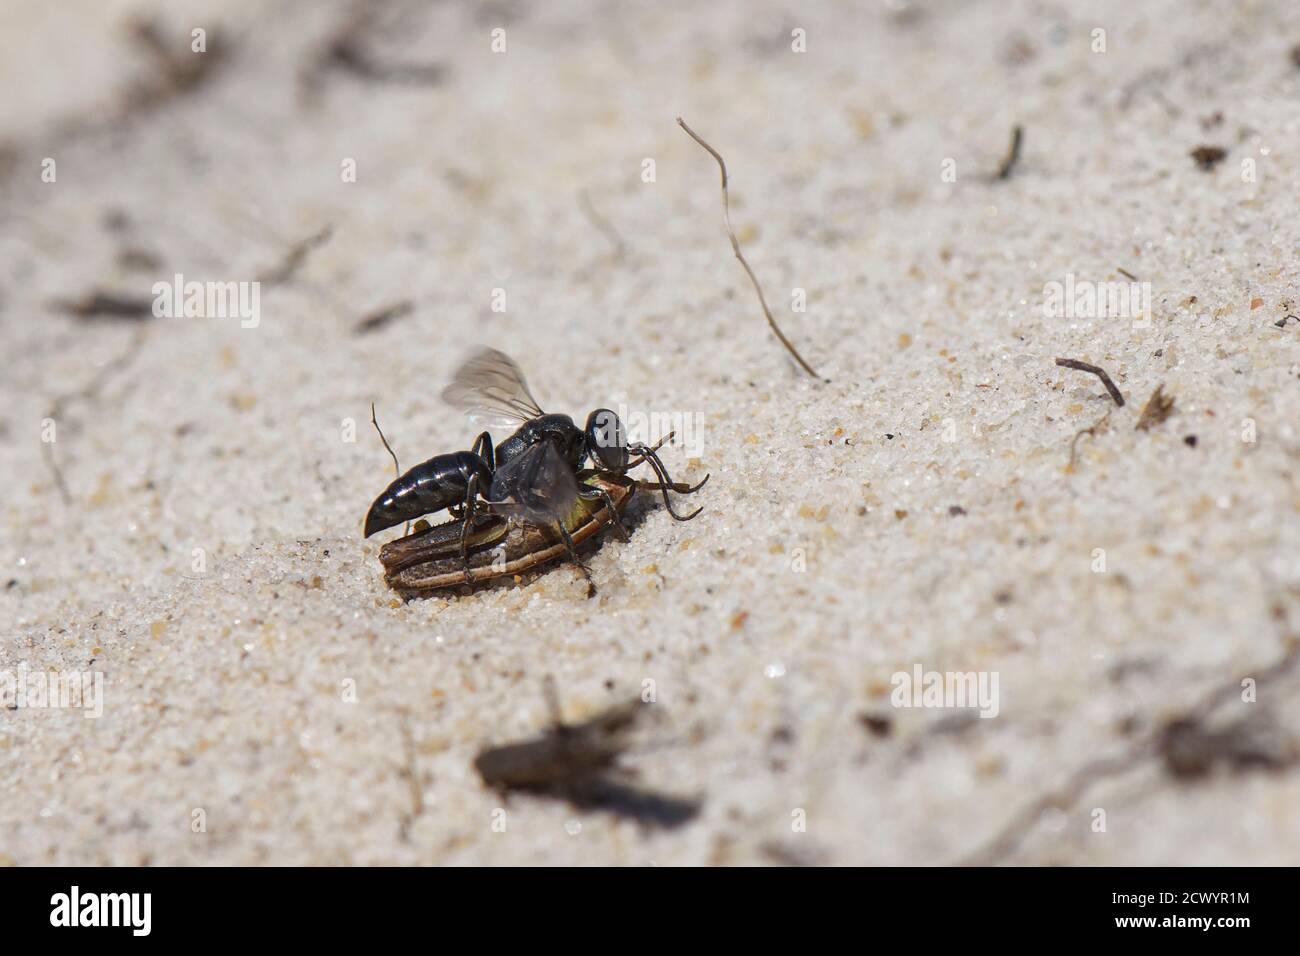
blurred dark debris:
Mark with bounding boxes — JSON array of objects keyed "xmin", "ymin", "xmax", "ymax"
[
  {"xmin": 766, "ymin": 723, "xmax": 795, "ymax": 772},
  {"xmin": 760, "ymin": 840, "xmax": 830, "ymax": 867},
  {"xmin": 1159, "ymin": 711, "xmax": 1297, "ymax": 780},
  {"xmin": 1134, "ymin": 383, "xmax": 1175, "ymax": 431},
  {"xmin": 302, "ymin": 2, "xmax": 446, "ymax": 98},
  {"xmin": 1275, "ymin": 314, "xmax": 1298, "ymax": 329},
  {"xmin": 125, "ymin": 18, "xmax": 228, "ymax": 112},
  {"xmin": 319, "ymin": 32, "xmax": 445, "ymax": 86},
  {"xmin": 256, "ymin": 225, "xmax": 334, "ymax": 285},
  {"xmin": 1107, "ymin": 656, "xmax": 1162, "ymax": 684},
  {"xmin": 474, "ymin": 691, "xmax": 701, "ymax": 829},
  {"xmin": 1189, "ymin": 145, "xmax": 1227, "ymax": 171},
  {"xmin": 1001, "ymin": 33, "xmax": 1036, "ymax": 67},
  {"xmin": 578, "ymin": 189, "xmax": 628, "ymax": 260},
  {"xmin": 962, "ymin": 601, "xmax": 1300, "ymax": 865},
  {"xmin": 116, "ymin": 248, "xmax": 163, "ymax": 273},
  {"xmin": 1119, "ymin": 43, "xmax": 1223, "ymax": 117},
  {"xmin": 51, "ymin": 291, "xmax": 154, "ymax": 322},
  {"xmin": 41, "ymin": 326, "xmax": 149, "ymax": 504},
  {"xmin": 0, "ymin": 19, "xmax": 226, "ymax": 187},
  {"xmin": 1290, "ymin": 44, "xmax": 1300, "ymax": 69},
  {"xmin": 995, "ymin": 124, "xmax": 1024, "ymax": 180},
  {"xmin": 354, "ymin": 300, "xmax": 413, "ymax": 335},
  {"xmin": 858, "ymin": 712, "xmax": 893, "ymax": 738}
]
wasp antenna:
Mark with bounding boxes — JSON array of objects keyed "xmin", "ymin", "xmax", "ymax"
[{"xmin": 627, "ymin": 431, "xmax": 675, "ymax": 469}]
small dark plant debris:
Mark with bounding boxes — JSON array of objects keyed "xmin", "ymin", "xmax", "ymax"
[
  {"xmin": 1056, "ymin": 357, "xmax": 1125, "ymax": 407},
  {"xmin": 858, "ymin": 712, "xmax": 893, "ymax": 738},
  {"xmin": 995, "ymin": 124, "xmax": 1024, "ymax": 180},
  {"xmin": 51, "ymin": 291, "xmax": 155, "ymax": 322},
  {"xmin": 1189, "ymin": 145, "xmax": 1227, "ymax": 171},
  {"xmin": 1158, "ymin": 711, "xmax": 1297, "ymax": 780},
  {"xmin": 354, "ymin": 300, "xmax": 413, "ymax": 335},
  {"xmin": 1135, "ymin": 383, "xmax": 1175, "ymax": 431}
]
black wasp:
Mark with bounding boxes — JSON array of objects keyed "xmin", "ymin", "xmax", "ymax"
[{"xmin": 363, "ymin": 348, "xmax": 707, "ymax": 582}]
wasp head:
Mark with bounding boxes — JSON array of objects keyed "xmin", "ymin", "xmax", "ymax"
[{"xmin": 584, "ymin": 408, "xmax": 629, "ymax": 472}]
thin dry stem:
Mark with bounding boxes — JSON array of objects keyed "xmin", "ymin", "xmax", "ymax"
[{"xmin": 677, "ymin": 117, "xmax": 824, "ymax": 380}]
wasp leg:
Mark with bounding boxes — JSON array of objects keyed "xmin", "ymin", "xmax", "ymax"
[
  {"xmin": 577, "ymin": 485, "xmax": 629, "ymax": 541},
  {"xmin": 555, "ymin": 520, "xmax": 595, "ymax": 592},
  {"xmin": 469, "ymin": 431, "xmax": 495, "ymax": 471},
  {"xmin": 458, "ymin": 473, "xmax": 483, "ymax": 587}
]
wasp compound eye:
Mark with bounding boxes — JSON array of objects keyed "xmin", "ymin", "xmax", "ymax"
[{"xmin": 585, "ymin": 408, "xmax": 628, "ymax": 471}]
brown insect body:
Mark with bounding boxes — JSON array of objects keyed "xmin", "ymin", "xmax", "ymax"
[{"xmin": 379, "ymin": 472, "xmax": 636, "ymax": 593}]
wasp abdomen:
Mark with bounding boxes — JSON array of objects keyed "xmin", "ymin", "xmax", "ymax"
[{"xmin": 363, "ymin": 451, "xmax": 489, "ymax": 537}]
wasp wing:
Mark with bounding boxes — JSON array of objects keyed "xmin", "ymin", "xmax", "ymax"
[
  {"xmin": 486, "ymin": 440, "xmax": 579, "ymax": 526},
  {"xmin": 441, "ymin": 348, "xmax": 546, "ymax": 428}
]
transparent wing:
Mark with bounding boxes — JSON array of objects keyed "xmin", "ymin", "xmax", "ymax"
[
  {"xmin": 441, "ymin": 348, "xmax": 545, "ymax": 428},
  {"xmin": 487, "ymin": 440, "xmax": 578, "ymax": 526}
]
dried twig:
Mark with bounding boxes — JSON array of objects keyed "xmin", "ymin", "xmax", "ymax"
[
  {"xmin": 995, "ymin": 124, "xmax": 1024, "ymax": 180},
  {"xmin": 1055, "ymin": 357, "xmax": 1125, "ymax": 407},
  {"xmin": 677, "ymin": 117, "xmax": 824, "ymax": 380}
]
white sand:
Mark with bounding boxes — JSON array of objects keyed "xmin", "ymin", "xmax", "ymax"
[{"xmin": 2, "ymin": 0, "xmax": 1299, "ymax": 865}]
